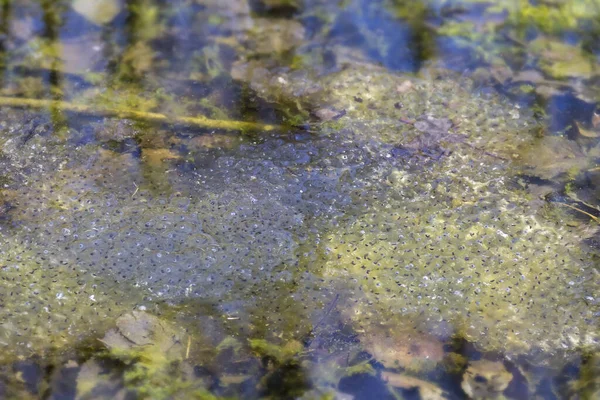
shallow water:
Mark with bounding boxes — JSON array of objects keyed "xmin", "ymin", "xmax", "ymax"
[{"xmin": 0, "ymin": 0, "xmax": 598, "ymax": 399}]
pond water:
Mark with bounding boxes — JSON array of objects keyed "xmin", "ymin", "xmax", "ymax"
[{"xmin": 0, "ymin": 0, "xmax": 598, "ymax": 399}]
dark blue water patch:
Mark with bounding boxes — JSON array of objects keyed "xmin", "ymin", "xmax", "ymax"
[
  {"xmin": 47, "ymin": 363, "xmax": 79, "ymax": 400},
  {"xmin": 300, "ymin": 15, "xmax": 326, "ymax": 39},
  {"xmin": 326, "ymin": 3, "xmax": 425, "ymax": 72},
  {"xmin": 433, "ymin": 36, "xmax": 482, "ymax": 72},
  {"xmin": 338, "ymin": 373, "xmax": 395, "ymax": 400},
  {"xmin": 13, "ymin": 360, "xmax": 44, "ymax": 396},
  {"xmin": 546, "ymin": 93, "xmax": 597, "ymax": 136},
  {"xmin": 59, "ymin": 8, "xmax": 105, "ymax": 39},
  {"xmin": 68, "ymin": 122, "xmax": 98, "ymax": 147},
  {"xmin": 249, "ymin": 0, "xmax": 300, "ymax": 18},
  {"xmin": 504, "ymin": 362, "xmax": 531, "ymax": 400}
]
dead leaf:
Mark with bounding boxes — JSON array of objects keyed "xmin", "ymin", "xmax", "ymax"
[
  {"xmin": 518, "ymin": 136, "xmax": 588, "ymax": 180},
  {"xmin": 512, "ymin": 69, "xmax": 545, "ymax": 84},
  {"xmin": 401, "ymin": 115, "xmax": 466, "ymax": 156},
  {"xmin": 535, "ymin": 85, "xmax": 561, "ymax": 100},
  {"xmin": 461, "ymin": 360, "xmax": 513, "ymax": 400},
  {"xmin": 141, "ymin": 148, "xmax": 181, "ymax": 167},
  {"xmin": 219, "ymin": 374, "xmax": 251, "ymax": 385},
  {"xmin": 101, "ymin": 311, "xmax": 186, "ymax": 359},
  {"xmin": 72, "ymin": 0, "xmax": 122, "ymax": 25},
  {"xmin": 382, "ymin": 372, "xmax": 446, "ymax": 400},
  {"xmin": 396, "ymin": 80, "xmax": 414, "ymax": 93},
  {"xmin": 576, "ymin": 121, "xmax": 600, "ymax": 138},
  {"xmin": 189, "ymin": 134, "xmax": 240, "ymax": 149},
  {"xmin": 360, "ymin": 325, "xmax": 444, "ymax": 371},
  {"xmin": 99, "ymin": 329, "xmax": 134, "ymax": 351},
  {"xmin": 490, "ymin": 64, "xmax": 513, "ymax": 85},
  {"xmin": 592, "ymin": 112, "xmax": 600, "ymax": 129},
  {"xmin": 413, "ymin": 115, "xmax": 453, "ymax": 134},
  {"xmin": 115, "ymin": 311, "xmax": 159, "ymax": 346},
  {"xmin": 529, "ymin": 38, "xmax": 595, "ymax": 80},
  {"xmin": 314, "ymin": 107, "xmax": 346, "ymax": 121}
]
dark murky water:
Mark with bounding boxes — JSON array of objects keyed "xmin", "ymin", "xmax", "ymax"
[{"xmin": 0, "ymin": 1, "xmax": 598, "ymax": 399}]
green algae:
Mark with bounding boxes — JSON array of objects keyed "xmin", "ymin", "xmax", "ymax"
[{"xmin": 101, "ymin": 312, "xmax": 216, "ymax": 400}]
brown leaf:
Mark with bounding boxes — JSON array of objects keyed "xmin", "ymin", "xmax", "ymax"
[
  {"xmin": 101, "ymin": 311, "xmax": 186, "ymax": 360},
  {"xmin": 115, "ymin": 311, "xmax": 159, "ymax": 346},
  {"xmin": 360, "ymin": 325, "xmax": 444, "ymax": 371}
]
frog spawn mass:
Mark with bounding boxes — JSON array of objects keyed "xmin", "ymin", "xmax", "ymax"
[
  {"xmin": 0, "ymin": 67, "xmax": 598, "ymax": 362},
  {"xmin": 0, "ymin": 113, "xmax": 378, "ymax": 358},
  {"xmin": 322, "ymin": 153, "xmax": 599, "ymax": 357}
]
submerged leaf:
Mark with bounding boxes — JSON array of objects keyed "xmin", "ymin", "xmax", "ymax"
[
  {"xmin": 461, "ymin": 360, "xmax": 513, "ymax": 400},
  {"xmin": 518, "ymin": 136, "xmax": 588, "ymax": 180},
  {"xmin": 359, "ymin": 324, "xmax": 444, "ymax": 372},
  {"xmin": 382, "ymin": 372, "xmax": 447, "ymax": 400},
  {"xmin": 529, "ymin": 38, "xmax": 596, "ymax": 80},
  {"xmin": 575, "ymin": 121, "xmax": 600, "ymax": 138},
  {"xmin": 72, "ymin": 0, "xmax": 122, "ymax": 25}
]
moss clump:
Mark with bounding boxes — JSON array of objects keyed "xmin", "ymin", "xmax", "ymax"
[{"xmin": 529, "ymin": 38, "xmax": 596, "ymax": 79}]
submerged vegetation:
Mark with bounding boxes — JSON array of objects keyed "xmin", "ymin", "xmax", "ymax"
[{"xmin": 0, "ymin": 0, "xmax": 598, "ymax": 399}]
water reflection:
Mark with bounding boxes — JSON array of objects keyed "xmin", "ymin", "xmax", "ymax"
[{"xmin": 0, "ymin": 0, "xmax": 598, "ymax": 399}]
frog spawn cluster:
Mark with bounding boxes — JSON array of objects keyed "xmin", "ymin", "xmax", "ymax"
[
  {"xmin": 0, "ymin": 121, "xmax": 382, "ymax": 357},
  {"xmin": 322, "ymin": 152, "xmax": 599, "ymax": 357},
  {"xmin": 0, "ymin": 67, "xmax": 598, "ymax": 361}
]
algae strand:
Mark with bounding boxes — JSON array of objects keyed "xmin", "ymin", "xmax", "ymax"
[{"xmin": 0, "ymin": 95, "xmax": 282, "ymax": 132}]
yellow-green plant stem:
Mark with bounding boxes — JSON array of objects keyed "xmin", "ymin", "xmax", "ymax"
[
  {"xmin": 0, "ymin": 96, "xmax": 282, "ymax": 132},
  {"xmin": 558, "ymin": 202, "xmax": 600, "ymax": 223}
]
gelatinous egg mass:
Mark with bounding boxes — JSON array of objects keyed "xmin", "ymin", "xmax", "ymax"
[{"xmin": 0, "ymin": 67, "xmax": 597, "ymax": 363}]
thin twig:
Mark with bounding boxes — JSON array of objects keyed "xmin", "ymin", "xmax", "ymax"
[
  {"xmin": 302, "ymin": 294, "xmax": 340, "ymax": 347},
  {"xmin": 186, "ymin": 335, "xmax": 191, "ymax": 359},
  {"xmin": 461, "ymin": 142, "xmax": 509, "ymax": 161},
  {"xmin": 0, "ymin": 96, "xmax": 282, "ymax": 132},
  {"xmin": 314, "ymin": 294, "xmax": 340, "ymax": 330},
  {"xmin": 557, "ymin": 202, "xmax": 599, "ymax": 223}
]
